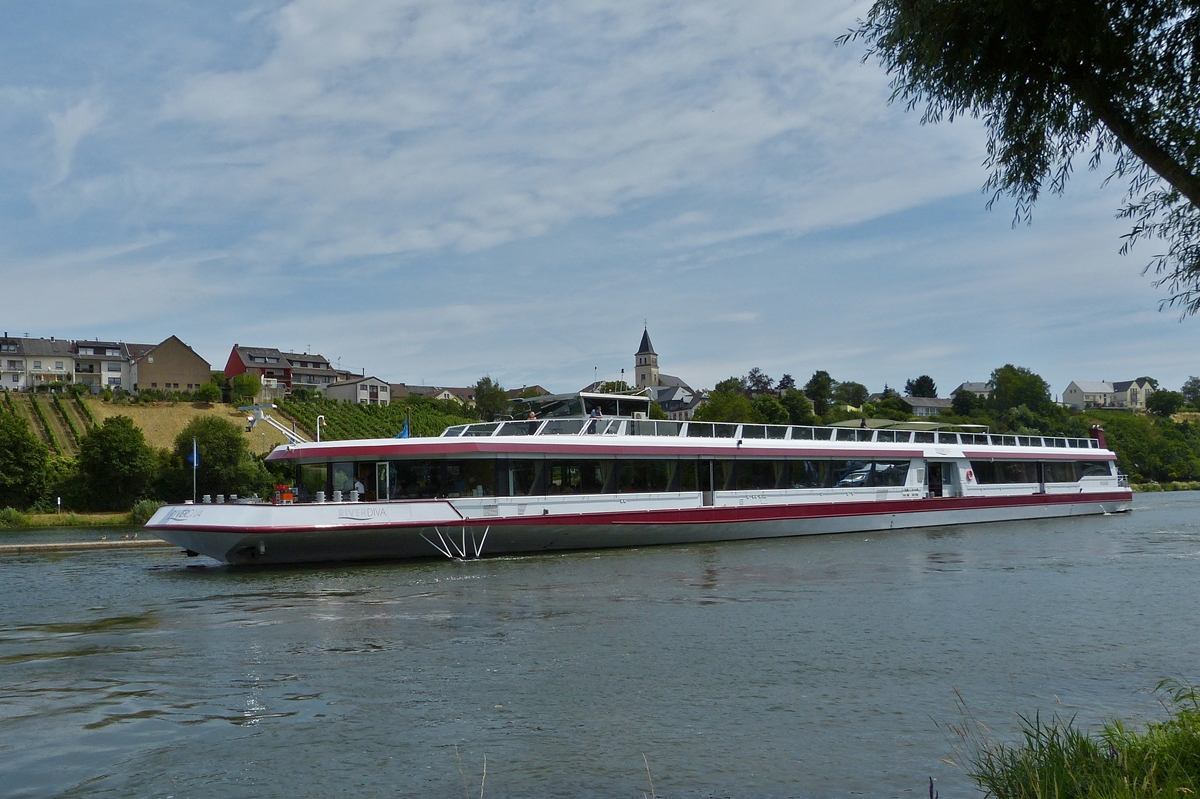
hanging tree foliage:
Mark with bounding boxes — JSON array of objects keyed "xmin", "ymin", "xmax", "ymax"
[{"xmin": 842, "ymin": 0, "xmax": 1200, "ymax": 314}]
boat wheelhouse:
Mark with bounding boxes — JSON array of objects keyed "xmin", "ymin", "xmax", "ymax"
[{"xmin": 145, "ymin": 392, "xmax": 1133, "ymax": 565}]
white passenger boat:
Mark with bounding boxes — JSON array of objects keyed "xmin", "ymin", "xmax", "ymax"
[{"xmin": 145, "ymin": 392, "xmax": 1133, "ymax": 565}]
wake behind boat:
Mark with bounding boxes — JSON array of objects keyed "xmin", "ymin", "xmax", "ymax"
[{"xmin": 145, "ymin": 391, "xmax": 1132, "ymax": 565}]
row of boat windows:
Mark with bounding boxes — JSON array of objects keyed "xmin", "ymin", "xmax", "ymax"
[
  {"xmin": 442, "ymin": 419, "xmax": 1102, "ymax": 449},
  {"xmin": 294, "ymin": 458, "xmax": 1112, "ymax": 500},
  {"xmin": 972, "ymin": 461, "xmax": 1112, "ymax": 484}
]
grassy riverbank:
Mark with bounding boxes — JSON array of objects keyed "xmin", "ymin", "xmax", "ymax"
[
  {"xmin": 962, "ymin": 682, "xmax": 1200, "ymax": 799},
  {"xmin": 0, "ymin": 500, "xmax": 162, "ymax": 529},
  {"xmin": 1132, "ymin": 481, "xmax": 1200, "ymax": 492}
]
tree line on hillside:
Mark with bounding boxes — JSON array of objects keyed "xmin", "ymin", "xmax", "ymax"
[{"xmin": 0, "ymin": 410, "xmax": 283, "ymax": 514}]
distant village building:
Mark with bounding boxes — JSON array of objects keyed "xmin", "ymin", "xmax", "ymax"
[
  {"xmin": 0, "ymin": 336, "xmax": 76, "ymax": 390},
  {"xmin": 952, "ymin": 381, "xmax": 992, "ymax": 400},
  {"xmin": 283, "ymin": 351, "xmax": 338, "ymax": 391},
  {"xmin": 633, "ymin": 328, "xmax": 702, "ymax": 420},
  {"xmin": 130, "ymin": 336, "xmax": 212, "ymax": 393},
  {"xmin": 74, "ymin": 340, "xmax": 133, "ymax": 390},
  {"xmin": 900, "ymin": 396, "xmax": 954, "ymax": 417},
  {"xmin": 1063, "ymin": 379, "xmax": 1155, "ymax": 411},
  {"xmin": 393, "ymin": 384, "xmax": 477, "ymax": 407},
  {"xmin": 225, "ymin": 345, "xmax": 339, "ymax": 393},
  {"xmin": 507, "ymin": 385, "xmax": 551, "ymax": 399},
  {"xmin": 326, "ymin": 375, "xmax": 391, "ymax": 405}
]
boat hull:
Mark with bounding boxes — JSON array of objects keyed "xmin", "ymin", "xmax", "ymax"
[{"xmin": 147, "ymin": 491, "xmax": 1133, "ymax": 565}]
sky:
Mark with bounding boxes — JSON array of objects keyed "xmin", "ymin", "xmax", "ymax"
[{"xmin": 1, "ymin": 0, "xmax": 1197, "ymax": 399}]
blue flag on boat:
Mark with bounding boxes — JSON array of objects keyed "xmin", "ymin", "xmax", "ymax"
[
  {"xmin": 396, "ymin": 408, "xmax": 410, "ymax": 439},
  {"xmin": 187, "ymin": 438, "xmax": 199, "ymax": 467}
]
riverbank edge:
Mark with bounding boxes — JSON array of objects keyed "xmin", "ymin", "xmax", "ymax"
[
  {"xmin": 0, "ymin": 539, "xmax": 172, "ymax": 555},
  {"xmin": 0, "ymin": 510, "xmax": 144, "ymax": 529},
  {"xmin": 1132, "ymin": 481, "xmax": 1200, "ymax": 492}
]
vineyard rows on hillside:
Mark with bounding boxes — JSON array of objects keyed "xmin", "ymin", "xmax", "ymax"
[{"xmin": 278, "ymin": 398, "xmax": 475, "ymax": 440}]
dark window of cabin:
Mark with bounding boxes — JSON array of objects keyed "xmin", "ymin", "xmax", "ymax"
[
  {"xmin": 1044, "ymin": 461, "xmax": 1079, "ymax": 483},
  {"xmin": 873, "ymin": 462, "xmax": 910, "ymax": 486},
  {"xmin": 389, "ymin": 460, "xmax": 442, "ymax": 499},
  {"xmin": 616, "ymin": 460, "xmax": 673, "ymax": 493}
]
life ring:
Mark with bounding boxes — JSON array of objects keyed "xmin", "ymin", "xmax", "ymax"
[{"xmin": 965, "ymin": 469, "xmax": 974, "ymax": 483}]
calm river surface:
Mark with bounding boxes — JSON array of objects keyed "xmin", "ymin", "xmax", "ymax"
[{"xmin": 3, "ymin": 492, "xmax": 1199, "ymax": 798}]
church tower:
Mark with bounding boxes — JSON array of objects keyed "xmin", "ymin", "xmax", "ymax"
[{"xmin": 635, "ymin": 328, "xmax": 659, "ymax": 389}]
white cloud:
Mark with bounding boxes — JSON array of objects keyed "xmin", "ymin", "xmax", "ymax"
[{"xmin": 46, "ymin": 98, "xmax": 105, "ymax": 185}]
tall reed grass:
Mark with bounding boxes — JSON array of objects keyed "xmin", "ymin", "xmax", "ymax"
[{"xmin": 953, "ymin": 681, "xmax": 1200, "ymax": 798}]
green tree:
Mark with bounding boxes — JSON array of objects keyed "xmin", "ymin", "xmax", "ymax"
[
  {"xmin": 845, "ymin": 0, "xmax": 1200, "ymax": 313},
  {"xmin": 833, "ymin": 381, "xmax": 869, "ymax": 408},
  {"xmin": 780, "ymin": 389, "xmax": 817, "ymax": 425},
  {"xmin": 804, "ymin": 371, "xmax": 836, "ymax": 416},
  {"xmin": 1182, "ymin": 376, "xmax": 1200, "ymax": 406},
  {"xmin": 952, "ymin": 388, "xmax": 979, "ymax": 415},
  {"xmin": 648, "ymin": 401, "xmax": 668, "ymax": 420},
  {"xmin": 195, "ymin": 382, "xmax": 222, "ymax": 403},
  {"xmin": 714, "ymin": 376, "xmax": 748, "ymax": 396},
  {"xmin": 78, "ymin": 416, "xmax": 156, "ymax": 511},
  {"xmin": 0, "ymin": 412, "xmax": 48, "ymax": 510},
  {"xmin": 693, "ymin": 387, "xmax": 757, "ymax": 423},
  {"xmin": 230, "ymin": 373, "xmax": 261, "ymax": 403},
  {"xmin": 777, "ymin": 374, "xmax": 796, "ymax": 391},
  {"xmin": 745, "ymin": 367, "xmax": 774, "ymax": 395},
  {"xmin": 990, "ymin": 365, "xmax": 1052, "ymax": 413},
  {"xmin": 1148, "ymin": 390, "xmax": 1185, "ymax": 417},
  {"xmin": 904, "ymin": 375, "xmax": 938, "ymax": 398},
  {"xmin": 473, "ymin": 376, "xmax": 509, "ymax": 421},
  {"xmin": 596, "ymin": 380, "xmax": 630, "ymax": 393},
  {"xmin": 751, "ymin": 394, "xmax": 790, "ymax": 425},
  {"xmin": 168, "ymin": 416, "xmax": 271, "ymax": 501}
]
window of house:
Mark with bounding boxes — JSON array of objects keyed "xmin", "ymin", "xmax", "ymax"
[
  {"xmin": 151, "ymin": 383, "xmax": 157, "ymax": 388},
  {"xmin": 32, "ymin": 361, "xmax": 41, "ymax": 370},
  {"xmin": 173, "ymin": 383, "xmax": 179, "ymax": 389},
  {"xmin": 105, "ymin": 349, "xmax": 119, "ymax": 356},
  {"xmin": 108, "ymin": 377, "xmax": 121, "ymax": 386},
  {"xmin": 1, "ymin": 344, "xmax": 16, "ymax": 353},
  {"xmin": 6, "ymin": 360, "xmax": 17, "ymax": 369},
  {"xmin": 107, "ymin": 363, "xmax": 120, "ymax": 372},
  {"xmin": 10, "ymin": 375, "xmax": 17, "ymax": 383},
  {"xmin": 55, "ymin": 361, "xmax": 63, "ymax": 370}
]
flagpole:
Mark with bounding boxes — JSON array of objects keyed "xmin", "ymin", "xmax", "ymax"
[{"xmin": 192, "ymin": 437, "xmax": 198, "ymax": 503}]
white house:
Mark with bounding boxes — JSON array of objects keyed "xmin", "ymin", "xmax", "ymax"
[
  {"xmin": 1063, "ymin": 379, "xmax": 1155, "ymax": 410},
  {"xmin": 325, "ymin": 375, "xmax": 391, "ymax": 405}
]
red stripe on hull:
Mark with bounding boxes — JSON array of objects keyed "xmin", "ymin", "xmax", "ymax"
[{"xmin": 146, "ymin": 490, "xmax": 1132, "ymax": 535}]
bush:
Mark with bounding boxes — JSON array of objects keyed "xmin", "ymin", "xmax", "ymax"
[
  {"xmin": 0, "ymin": 507, "xmax": 29, "ymax": 528},
  {"xmin": 129, "ymin": 499, "xmax": 165, "ymax": 525},
  {"xmin": 194, "ymin": 382, "xmax": 222, "ymax": 403},
  {"xmin": 967, "ymin": 681, "xmax": 1200, "ymax": 799}
]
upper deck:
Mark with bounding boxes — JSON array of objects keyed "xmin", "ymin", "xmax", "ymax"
[
  {"xmin": 439, "ymin": 417, "xmax": 1104, "ymax": 450},
  {"xmin": 265, "ymin": 414, "xmax": 1110, "ymax": 464}
]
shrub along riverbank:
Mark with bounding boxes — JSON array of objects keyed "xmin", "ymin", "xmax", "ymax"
[
  {"xmin": 0, "ymin": 500, "xmax": 163, "ymax": 529},
  {"xmin": 961, "ymin": 681, "xmax": 1200, "ymax": 798}
]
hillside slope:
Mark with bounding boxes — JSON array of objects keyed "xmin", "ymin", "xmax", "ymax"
[{"xmin": 84, "ymin": 399, "xmax": 291, "ymax": 455}]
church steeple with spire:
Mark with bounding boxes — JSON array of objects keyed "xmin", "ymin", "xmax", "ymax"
[{"xmin": 635, "ymin": 327, "xmax": 659, "ymax": 388}]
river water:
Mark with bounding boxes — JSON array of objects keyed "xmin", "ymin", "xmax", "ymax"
[{"xmin": 2, "ymin": 492, "xmax": 1198, "ymax": 798}]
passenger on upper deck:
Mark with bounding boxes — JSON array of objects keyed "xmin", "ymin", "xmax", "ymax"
[{"xmin": 589, "ymin": 406, "xmax": 602, "ymax": 418}]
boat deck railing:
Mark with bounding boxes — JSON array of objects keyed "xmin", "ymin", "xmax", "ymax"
[{"xmin": 440, "ymin": 417, "xmax": 1102, "ymax": 449}]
